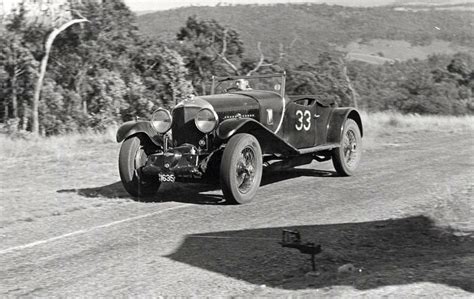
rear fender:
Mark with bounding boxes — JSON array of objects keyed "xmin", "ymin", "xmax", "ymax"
[
  {"xmin": 116, "ymin": 120, "xmax": 163, "ymax": 147},
  {"xmin": 216, "ymin": 118, "xmax": 297, "ymax": 155},
  {"xmin": 326, "ymin": 108, "xmax": 363, "ymax": 144}
]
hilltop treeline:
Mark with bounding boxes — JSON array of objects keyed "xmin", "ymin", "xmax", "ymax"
[{"xmin": 0, "ymin": 1, "xmax": 473, "ymax": 136}]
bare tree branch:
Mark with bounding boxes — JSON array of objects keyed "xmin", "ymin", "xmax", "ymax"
[
  {"xmin": 212, "ymin": 30, "xmax": 289, "ymax": 77},
  {"xmin": 212, "ymin": 29, "xmax": 239, "ymax": 75},
  {"xmin": 71, "ymin": 9, "xmax": 87, "ymax": 21},
  {"xmin": 246, "ymin": 42, "xmax": 266, "ymax": 76},
  {"xmin": 275, "ymin": 43, "xmax": 286, "ymax": 65},
  {"xmin": 247, "ymin": 41, "xmax": 287, "ymax": 75},
  {"xmin": 14, "ymin": 69, "xmax": 25, "ymax": 77}
]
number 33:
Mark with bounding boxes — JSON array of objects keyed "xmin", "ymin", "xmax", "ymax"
[{"xmin": 295, "ymin": 110, "xmax": 311, "ymax": 131}]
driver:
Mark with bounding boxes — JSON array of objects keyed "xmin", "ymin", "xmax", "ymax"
[{"xmin": 235, "ymin": 79, "xmax": 252, "ymax": 91}]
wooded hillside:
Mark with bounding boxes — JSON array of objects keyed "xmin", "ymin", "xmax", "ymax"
[{"xmin": 137, "ymin": 3, "xmax": 474, "ymax": 64}]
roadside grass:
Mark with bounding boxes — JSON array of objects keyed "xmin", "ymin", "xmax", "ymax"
[
  {"xmin": 0, "ymin": 126, "xmax": 117, "ymax": 159},
  {"xmin": 1, "ymin": 113, "xmax": 472, "ymax": 159},
  {"xmin": 360, "ymin": 112, "xmax": 474, "ymax": 149},
  {"xmin": 362, "ymin": 111, "xmax": 474, "ymax": 134}
]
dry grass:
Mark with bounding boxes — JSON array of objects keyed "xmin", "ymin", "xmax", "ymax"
[
  {"xmin": 0, "ymin": 126, "xmax": 117, "ymax": 159},
  {"xmin": 1, "ymin": 112, "xmax": 473, "ymax": 161},
  {"xmin": 360, "ymin": 112, "xmax": 474, "ymax": 149},
  {"xmin": 362, "ymin": 112, "xmax": 474, "ymax": 132},
  {"xmin": 362, "ymin": 111, "xmax": 474, "ymax": 133}
]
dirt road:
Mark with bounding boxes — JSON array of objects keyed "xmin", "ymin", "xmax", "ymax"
[{"xmin": 0, "ymin": 130, "xmax": 473, "ymax": 297}]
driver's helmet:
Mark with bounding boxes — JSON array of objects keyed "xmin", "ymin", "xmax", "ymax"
[{"xmin": 235, "ymin": 79, "xmax": 251, "ymax": 90}]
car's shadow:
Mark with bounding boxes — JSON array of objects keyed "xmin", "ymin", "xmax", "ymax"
[
  {"xmin": 165, "ymin": 215, "xmax": 474, "ymax": 292},
  {"xmin": 56, "ymin": 167, "xmax": 336, "ymax": 205}
]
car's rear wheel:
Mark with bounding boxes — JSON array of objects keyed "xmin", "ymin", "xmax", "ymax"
[
  {"xmin": 332, "ymin": 119, "xmax": 362, "ymax": 176},
  {"xmin": 119, "ymin": 136, "xmax": 160, "ymax": 198},
  {"xmin": 220, "ymin": 133, "xmax": 263, "ymax": 204}
]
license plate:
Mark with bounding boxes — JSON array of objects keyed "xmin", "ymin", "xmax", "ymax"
[{"xmin": 159, "ymin": 173, "xmax": 175, "ymax": 182}]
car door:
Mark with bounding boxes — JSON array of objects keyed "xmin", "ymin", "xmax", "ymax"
[
  {"xmin": 281, "ymin": 98, "xmax": 317, "ymax": 149},
  {"xmin": 314, "ymin": 102, "xmax": 332, "ymax": 146}
]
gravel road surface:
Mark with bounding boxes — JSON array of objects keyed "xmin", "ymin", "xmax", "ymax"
[{"xmin": 1, "ymin": 131, "xmax": 473, "ymax": 297}]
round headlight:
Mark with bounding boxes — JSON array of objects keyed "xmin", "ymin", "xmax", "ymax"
[
  {"xmin": 151, "ymin": 108, "xmax": 172, "ymax": 133},
  {"xmin": 194, "ymin": 108, "xmax": 218, "ymax": 133}
]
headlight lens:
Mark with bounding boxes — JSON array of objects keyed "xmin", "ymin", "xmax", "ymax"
[
  {"xmin": 151, "ymin": 108, "xmax": 172, "ymax": 133},
  {"xmin": 195, "ymin": 108, "xmax": 218, "ymax": 133}
]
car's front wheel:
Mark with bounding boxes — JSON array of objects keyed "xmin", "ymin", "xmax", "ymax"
[
  {"xmin": 332, "ymin": 118, "xmax": 362, "ymax": 176},
  {"xmin": 220, "ymin": 133, "xmax": 263, "ymax": 204},
  {"xmin": 119, "ymin": 136, "xmax": 160, "ymax": 198}
]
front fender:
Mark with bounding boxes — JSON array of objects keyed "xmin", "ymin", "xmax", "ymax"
[
  {"xmin": 216, "ymin": 118, "xmax": 298, "ymax": 156},
  {"xmin": 116, "ymin": 120, "xmax": 163, "ymax": 146},
  {"xmin": 326, "ymin": 108, "xmax": 363, "ymax": 144}
]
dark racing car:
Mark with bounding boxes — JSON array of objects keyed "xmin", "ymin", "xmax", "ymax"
[{"xmin": 116, "ymin": 73, "xmax": 363, "ymax": 204}]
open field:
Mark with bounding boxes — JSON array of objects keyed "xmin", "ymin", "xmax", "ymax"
[
  {"xmin": 0, "ymin": 113, "xmax": 473, "ymax": 296},
  {"xmin": 339, "ymin": 39, "xmax": 473, "ymax": 63}
]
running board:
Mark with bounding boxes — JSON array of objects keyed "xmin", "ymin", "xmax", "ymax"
[{"xmin": 297, "ymin": 144, "xmax": 339, "ymax": 155}]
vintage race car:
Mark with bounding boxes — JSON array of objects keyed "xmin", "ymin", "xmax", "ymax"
[{"xmin": 116, "ymin": 73, "xmax": 363, "ymax": 204}]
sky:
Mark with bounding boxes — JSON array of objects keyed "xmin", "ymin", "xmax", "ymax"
[{"xmin": 123, "ymin": 0, "xmax": 400, "ymax": 12}]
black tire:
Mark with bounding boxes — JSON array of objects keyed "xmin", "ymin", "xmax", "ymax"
[
  {"xmin": 332, "ymin": 118, "xmax": 362, "ymax": 176},
  {"xmin": 220, "ymin": 133, "xmax": 263, "ymax": 204},
  {"xmin": 119, "ymin": 136, "xmax": 160, "ymax": 197}
]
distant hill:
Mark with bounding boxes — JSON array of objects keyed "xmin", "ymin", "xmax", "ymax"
[
  {"xmin": 393, "ymin": 0, "xmax": 470, "ymax": 4},
  {"xmin": 137, "ymin": 3, "xmax": 474, "ymax": 64}
]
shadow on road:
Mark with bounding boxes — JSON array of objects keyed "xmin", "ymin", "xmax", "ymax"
[
  {"xmin": 166, "ymin": 215, "xmax": 474, "ymax": 292},
  {"xmin": 57, "ymin": 181, "xmax": 224, "ymax": 204},
  {"xmin": 57, "ymin": 168, "xmax": 336, "ymax": 204}
]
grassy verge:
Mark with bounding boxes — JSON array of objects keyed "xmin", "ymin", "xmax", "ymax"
[
  {"xmin": 360, "ymin": 112, "xmax": 474, "ymax": 149},
  {"xmin": 0, "ymin": 126, "xmax": 117, "ymax": 159},
  {"xmin": 1, "ymin": 113, "xmax": 473, "ymax": 157},
  {"xmin": 1, "ymin": 112, "xmax": 473, "ymax": 162},
  {"xmin": 362, "ymin": 112, "xmax": 474, "ymax": 132}
]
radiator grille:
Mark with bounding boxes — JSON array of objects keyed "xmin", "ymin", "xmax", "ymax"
[{"xmin": 171, "ymin": 106, "xmax": 204, "ymax": 147}]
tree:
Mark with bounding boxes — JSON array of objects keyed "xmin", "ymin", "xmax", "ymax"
[
  {"xmin": 0, "ymin": 0, "xmax": 194, "ymax": 135},
  {"xmin": 31, "ymin": 18, "xmax": 89, "ymax": 135},
  {"xmin": 176, "ymin": 16, "xmax": 244, "ymax": 94},
  {"xmin": 0, "ymin": 34, "xmax": 37, "ymax": 121},
  {"xmin": 46, "ymin": 0, "xmax": 193, "ymax": 131},
  {"xmin": 0, "ymin": 5, "xmax": 40, "ymax": 131},
  {"xmin": 130, "ymin": 42, "xmax": 193, "ymax": 110},
  {"xmin": 286, "ymin": 53, "xmax": 358, "ymax": 107}
]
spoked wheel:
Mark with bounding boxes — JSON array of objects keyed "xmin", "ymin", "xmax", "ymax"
[
  {"xmin": 220, "ymin": 133, "xmax": 263, "ymax": 204},
  {"xmin": 119, "ymin": 136, "xmax": 160, "ymax": 198},
  {"xmin": 332, "ymin": 119, "xmax": 362, "ymax": 176}
]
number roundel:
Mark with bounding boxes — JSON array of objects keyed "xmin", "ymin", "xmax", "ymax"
[{"xmin": 295, "ymin": 110, "xmax": 311, "ymax": 131}]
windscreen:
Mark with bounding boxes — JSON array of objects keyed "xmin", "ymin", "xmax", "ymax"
[{"xmin": 212, "ymin": 74, "xmax": 284, "ymax": 96}]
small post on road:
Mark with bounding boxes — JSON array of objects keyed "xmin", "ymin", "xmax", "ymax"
[{"xmin": 279, "ymin": 230, "xmax": 321, "ymax": 271}]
